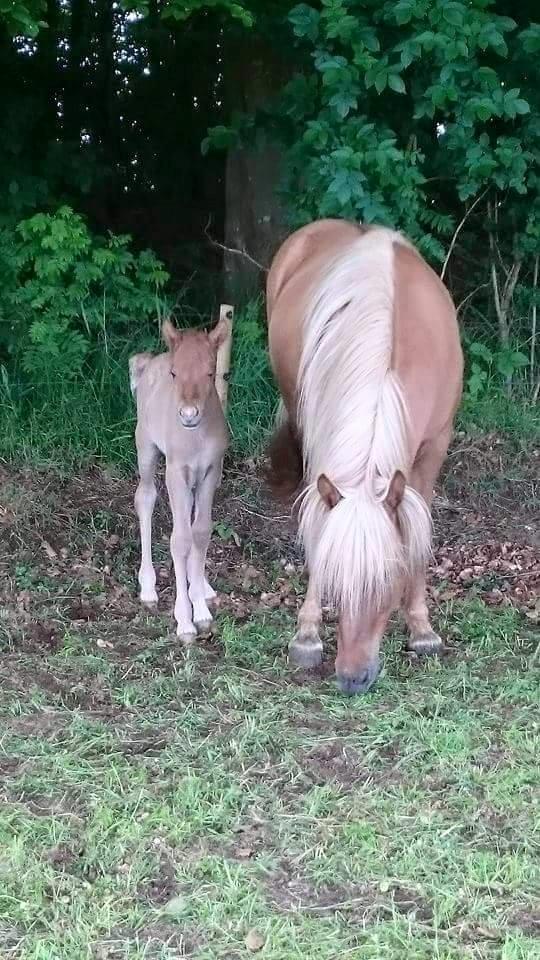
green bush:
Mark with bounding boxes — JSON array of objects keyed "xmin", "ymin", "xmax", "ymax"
[{"xmin": 0, "ymin": 206, "xmax": 169, "ymax": 379}]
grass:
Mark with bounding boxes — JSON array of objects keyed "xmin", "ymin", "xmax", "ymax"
[
  {"xmin": 0, "ymin": 467, "xmax": 538, "ymax": 960},
  {"xmin": 458, "ymin": 393, "xmax": 539, "ymax": 445},
  {"xmin": 0, "ymin": 603, "xmax": 538, "ymax": 959},
  {"xmin": 0, "ymin": 296, "xmax": 537, "ymax": 958}
]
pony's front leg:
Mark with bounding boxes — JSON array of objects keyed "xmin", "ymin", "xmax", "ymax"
[
  {"xmin": 403, "ymin": 570, "xmax": 443, "ymax": 655},
  {"xmin": 187, "ymin": 466, "xmax": 219, "ymax": 636},
  {"xmin": 166, "ymin": 464, "xmax": 196, "ymax": 644},
  {"xmin": 403, "ymin": 428, "xmax": 451, "ymax": 656},
  {"xmin": 289, "ymin": 574, "xmax": 323, "ymax": 668}
]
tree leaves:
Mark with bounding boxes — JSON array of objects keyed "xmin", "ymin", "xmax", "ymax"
[{"xmin": 0, "ymin": 207, "xmax": 169, "ymax": 378}]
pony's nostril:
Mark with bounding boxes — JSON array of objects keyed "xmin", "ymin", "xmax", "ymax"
[{"xmin": 336, "ymin": 660, "xmax": 380, "ymax": 696}]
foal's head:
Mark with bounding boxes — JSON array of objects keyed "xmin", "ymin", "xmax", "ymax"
[{"xmin": 163, "ymin": 318, "xmax": 227, "ymax": 428}]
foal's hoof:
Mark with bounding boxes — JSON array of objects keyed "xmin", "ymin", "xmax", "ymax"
[
  {"xmin": 140, "ymin": 589, "xmax": 158, "ymax": 610},
  {"xmin": 336, "ymin": 659, "xmax": 380, "ymax": 696},
  {"xmin": 177, "ymin": 627, "xmax": 197, "ymax": 646},
  {"xmin": 289, "ymin": 630, "xmax": 323, "ymax": 669},
  {"xmin": 195, "ymin": 619, "xmax": 214, "ymax": 638},
  {"xmin": 142, "ymin": 600, "xmax": 158, "ymax": 613},
  {"xmin": 407, "ymin": 631, "xmax": 444, "ymax": 656}
]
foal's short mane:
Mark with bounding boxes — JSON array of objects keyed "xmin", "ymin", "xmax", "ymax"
[{"xmin": 297, "ymin": 228, "xmax": 431, "ymax": 611}]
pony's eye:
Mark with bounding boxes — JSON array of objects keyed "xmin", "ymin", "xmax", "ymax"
[{"xmin": 170, "ymin": 370, "xmax": 176, "ymax": 379}]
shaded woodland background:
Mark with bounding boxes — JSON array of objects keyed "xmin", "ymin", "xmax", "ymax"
[{"xmin": 0, "ymin": 0, "xmax": 538, "ymax": 460}]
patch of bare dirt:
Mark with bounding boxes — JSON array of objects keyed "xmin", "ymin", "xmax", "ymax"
[
  {"xmin": 140, "ymin": 848, "xmax": 178, "ymax": 906},
  {"xmin": 266, "ymin": 868, "xmax": 433, "ymax": 924},
  {"xmin": 299, "ymin": 742, "xmax": 373, "ymax": 789},
  {"xmin": 509, "ymin": 909, "xmax": 540, "ymax": 938}
]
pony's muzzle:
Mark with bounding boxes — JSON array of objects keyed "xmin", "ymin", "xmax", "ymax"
[{"xmin": 336, "ymin": 658, "xmax": 380, "ymax": 696}]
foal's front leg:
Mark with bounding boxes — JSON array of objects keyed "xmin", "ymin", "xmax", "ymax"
[
  {"xmin": 134, "ymin": 436, "xmax": 159, "ymax": 607},
  {"xmin": 187, "ymin": 465, "xmax": 220, "ymax": 635},
  {"xmin": 166, "ymin": 463, "xmax": 196, "ymax": 644}
]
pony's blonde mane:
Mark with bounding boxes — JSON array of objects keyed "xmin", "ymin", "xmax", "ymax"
[{"xmin": 297, "ymin": 228, "xmax": 431, "ymax": 612}]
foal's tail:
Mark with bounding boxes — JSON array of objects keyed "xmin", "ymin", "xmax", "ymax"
[{"xmin": 296, "ymin": 228, "xmax": 432, "ymax": 611}]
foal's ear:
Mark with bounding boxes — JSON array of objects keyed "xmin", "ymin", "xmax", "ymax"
[
  {"xmin": 385, "ymin": 470, "xmax": 406, "ymax": 513},
  {"xmin": 209, "ymin": 317, "xmax": 228, "ymax": 350},
  {"xmin": 317, "ymin": 474, "xmax": 342, "ymax": 510},
  {"xmin": 162, "ymin": 318, "xmax": 180, "ymax": 351}
]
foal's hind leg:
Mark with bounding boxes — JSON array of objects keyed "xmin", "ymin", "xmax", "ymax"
[
  {"xmin": 289, "ymin": 573, "xmax": 323, "ymax": 668},
  {"xmin": 403, "ymin": 430, "xmax": 451, "ymax": 655},
  {"xmin": 187, "ymin": 465, "xmax": 220, "ymax": 635},
  {"xmin": 134, "ymin": 434, "xmax": 159, "ymax": 607},
  {"xmin": 166, "ymin": 463, "xmax": 196, "ymax": 643}
]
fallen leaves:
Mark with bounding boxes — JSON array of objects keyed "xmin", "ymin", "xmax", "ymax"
[{"xmin": 431, "ymin": 539, "xmax": 540, "ymax": 612}]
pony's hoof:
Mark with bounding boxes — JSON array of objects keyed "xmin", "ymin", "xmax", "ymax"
[
  {"xmin": 336, "ymin": 659, "xmax": 380, "ymax": 696},
  {"xmin": 407, "ymin": 631, "xmax": 444, "ymax": 656},
  {"xmin": 289, "ymin": 632, "xmax": 323, "ymax": 669},
  {"xmin": 195, "ymin": 619, "xmax": 214, "ymax": 638},
  {"xmin": 177, "ymin": 627, "xmax": 197, "ymax": 646}
]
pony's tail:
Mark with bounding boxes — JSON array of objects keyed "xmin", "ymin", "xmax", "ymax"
[
  {"xmin": 264, "ymin": 402, "xmax": 303, "ymax": 502},
  {"xmin": 298, "ymin": 472, "xmax": 432, "ymax": 612}
]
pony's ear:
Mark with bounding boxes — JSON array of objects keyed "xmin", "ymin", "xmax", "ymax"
[
  {"xmin": 162, "ymin": 318, "xmax": 180, "ymax": 351},
  {"xmin": 385, "ymin": 470, "xmax": 406, "ymax": 513},
  {"xmin": 209, "ymin": 317, "xmax": 228, "ymax": 350},
  {"xmin": 317, "ymin": 473, "xmax": 342, "ymax": 510}
]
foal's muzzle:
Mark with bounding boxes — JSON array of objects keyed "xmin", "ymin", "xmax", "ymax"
[{"xmin": 179, "ymin": 406, "xmax": 201, "ymax": 429}]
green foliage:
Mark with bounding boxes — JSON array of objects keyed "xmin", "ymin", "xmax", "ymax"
[
  {"xmin": 271, "ymin": 0, "xmax": 539, "ymax": 257},
  {"xmin": 0, "ymin": 0, "xmax": 45, "ymax": 37},
  {"xmin": 0, "ymin": 207, "xmax": 169, "ymax": 379},
  {"xmin": 121, "ymin": 0, "xmax": 254, "ymax": 26},
  {"xmin": 464, "ymin": 340, "xmax": 529, "ymax": 401}
]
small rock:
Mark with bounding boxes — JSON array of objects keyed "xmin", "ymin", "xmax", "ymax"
[{"xmin": 245, "ymin": 929, "xmax": 265, "ymax": 952}]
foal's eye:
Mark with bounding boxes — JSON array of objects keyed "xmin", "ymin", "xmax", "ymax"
[{"xmin": 170, "ymin": 370, "xmax": 176, "ymax": 379}]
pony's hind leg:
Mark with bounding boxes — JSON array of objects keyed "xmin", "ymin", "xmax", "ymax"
[
  {"xmin": 289, "ymin": 574, "xmax": 323, "ymax": 668},
  {"xmin": 134, "ymin": 435, "xmax": 159, "ymax": 608},
  {"xmin": 403, "ymin": 430, "xmax": 451, "ymax": 655}
]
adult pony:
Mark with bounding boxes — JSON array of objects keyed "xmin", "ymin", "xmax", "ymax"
[{"xmin": 266, "ymin": 219, "xmax": 463, "ymax": 694}]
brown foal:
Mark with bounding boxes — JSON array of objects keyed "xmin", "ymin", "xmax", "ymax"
[{"xmin": 129, "ymin": 318, "xmax": 228, "ymax": 642}]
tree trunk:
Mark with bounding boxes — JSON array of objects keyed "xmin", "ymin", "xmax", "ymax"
[{"xmin": 223, "ymin": 39, "xmax": 289, "ymax": 300}]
